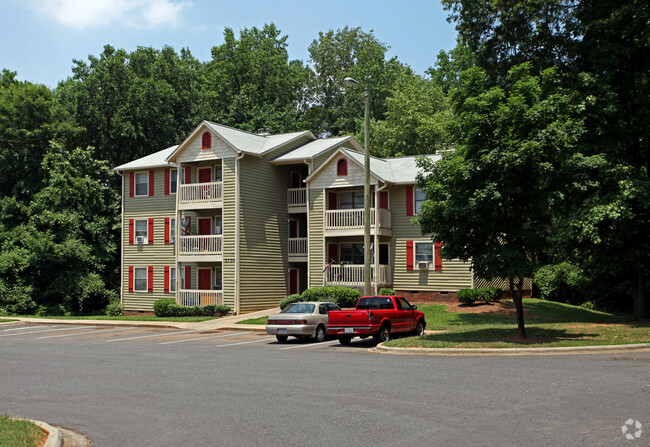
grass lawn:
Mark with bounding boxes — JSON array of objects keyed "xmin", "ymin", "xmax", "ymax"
[
  {"xmin": 236, "ymin": 316, "xmax": 268, "ymax": 325},
  {"xmin": 0, "ymin": 415, "xmax": 45, "ymax": 447},
  {"xmin": 11, "ymin": 315, "xmax": 216, "ymax": 323},
  {"xmin": 0, "ymin": 319, "xmax": 18, "ymax": 323},
  {"xmin": 385, "ymin": 298, "xmax": 650, "ymax": 349}
]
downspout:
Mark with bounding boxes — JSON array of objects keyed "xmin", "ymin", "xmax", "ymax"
[
  {"xmin": 235, "ymin": 152, "xmax": 245, "ymax": 315},
  {"xmin": 304, "ymin": 159, "xmax": 312, "ymax": 289},
  {"xmin": 375, "ymin": 182, "xmax": 388, "ymax": 295},
  {"xmin": 175, "ymin": 163, "xmax": 182, "ymax": 302},
  {"xmin": 117, "ymin": 171, "xmax": 124, "ymax": 307}
]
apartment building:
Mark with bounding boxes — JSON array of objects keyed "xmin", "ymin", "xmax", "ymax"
[{"xmin": 114, "ymin": 121, "xmax": 477, "ymax": 315}]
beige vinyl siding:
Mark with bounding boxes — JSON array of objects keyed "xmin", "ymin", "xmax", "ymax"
[
  {"xmin": 122, "ymin": 168, "xmax": 177, "ymax": 311},
  {"xmin": 221, "ymin": 157, "xmax": 237, "ymax": 308},
  {"xmin": 390, "ymin": 185, "xmax": 473, "ymax": 292},
  {"xmin": 237, "ymin": 156, "xmax": 290, "ymax": 313},
  {"xmin": 308, "ymin": 188, "xmax": 325, "ymax": 287},
  {"xmin": 309, "ymin": 152, "xmax": 378, "ymax": 190},
  {"xmin": 177, "ymin": 128, "xmax": 237, "ymax": 163}
]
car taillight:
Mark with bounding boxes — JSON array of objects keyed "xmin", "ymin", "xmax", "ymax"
[
  {"xmin": 368, "ymin": 311, "xmax": 374, "ymax": 320},
  {"xmin": 268, "ymin": 319, "xmax": 307, "ymax": 325}
]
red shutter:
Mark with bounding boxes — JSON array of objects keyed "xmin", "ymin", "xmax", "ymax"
[
  {"xmin": 434, "ymin": 241, "xmax": 443, "ymax": 271},
  {"xmin": 129, "ymin": 219, "xmax": 134, "ymax": 245},
  {"xmin": 149, "ymin": 170, "xmax": 154, "ymax": 196},
  {"xmin": 148, "ymin": 266, "xmax": 154, "ymax": 293},
  {"xmin": 406, "ymin": 186, "xmax": 414, "ymax": 216},
  {"xmin": 148, "ymin": 218, "xmax": 154, "ymax": 244},
  {"xmin": 164, "ymin": 266, "xmax": 170, "ymax": 293},
  {"xmin": 380, "ymin": 191, "xmax": 389, "ymax": 209},
  {"xmin": 327, "ymin": 192, "xmax": 338, "ymax": 210},
  {"xmin": 129, "ymin": 172, "xmax": 134, "ymax": 197},
  {"xmin": 128, "ymin": 266, "xmax": 134, "ymax": 292},
  {"xmin": 164, "ymin": 168, "xmax": 170, "ymax": 195},
  {"xmin": 406, "ymin": 240, "xmax": 414, "ymax": 270},
  {"xmin": 185, "ymin": 266, "xmax": 191, "ymax": 289},
  {"xmin": 184, "ymin": 167, "xmax": 191, "ymax": 184},
  {"xmin": 164, "ymin": 217, "xmax": 170, "ymax": 244}
]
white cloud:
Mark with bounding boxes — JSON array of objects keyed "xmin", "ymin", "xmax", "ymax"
[{"xmin": 28, "ymin": 0, "xmax": 191, "ymax": 30}]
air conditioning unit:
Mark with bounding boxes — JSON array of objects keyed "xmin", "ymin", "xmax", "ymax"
[
  {"xmin": 418, "ymin": 262, "xmax": 430, "ymax": 270},
  {"xmin": 135, "ymin": 236, "xmax": 146, "ymax": 244}
]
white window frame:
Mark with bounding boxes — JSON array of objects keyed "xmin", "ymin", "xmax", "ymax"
[
  {"xmin": 134, "ymin": 267, "xmax": 147, "ymax": 292},
  {"xmin": 170, "ymin": 267, "xmax": 176, "ymax": 292},
  {"xmin": 134, "ymin": 172, "xmax": 149, "ymax": 197},
  {"xmin": 170, "ymin": 169, "xmax": 178, "ymax": 194},
  {"xmin": 414, "ymin": 188, "xmax": 426, "ymax": 215},
  {"xmin": 180, "ymin": 268, "xmax": 186, "ymax": 290},
  {"xmin": 170, "ymin": 218, "xmax": 176, "ymax": 244},
  {"xmin": 340, "ymin": 190, "xmax": 364, "ymax": 210},
  {"xmin": 414, "ymin": 241, "xmax": 434, "ymax": 270},
  {"xmin": 134, "ymin": 219, "xmax": 148, "ymax": 243}
]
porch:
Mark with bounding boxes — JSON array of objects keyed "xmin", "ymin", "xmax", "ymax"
[
  {"xmin": 324, "ymin": 208, "xmax": 392, "ymax": 236},
  {"xmin": 288, "ymin": 237, "xmax": 308, "ymax": 262},
  {"xmin": 178, "ymin": 235, "xmax": 223, "ymax": 262},
  {"xmin": 179, "ymin": 181, "xmax": 223, "ymax": 210},
  {"xmin": 176, "ymin": 289, "xmax": 223, "ymax": 306},
  {"xmin": 287, "ymin": 187, "xmax": 307, "ymax": 213},
  {"xmin": 324, "ymin": 264, "xmax": 392, "ymax": 287}
]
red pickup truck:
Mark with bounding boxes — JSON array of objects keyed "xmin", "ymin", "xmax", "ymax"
[{"xmin": 327, "ymin": 295, "xmax": 426, "ymax": 345}]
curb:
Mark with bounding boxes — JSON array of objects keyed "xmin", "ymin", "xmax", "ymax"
[
  {"xmin": 30, "ymin": 420, "xmax": 63, "ymax": 447},
  {"xmin": 375, "ymin": 342, "xmax": 650, "ymax": 356}
]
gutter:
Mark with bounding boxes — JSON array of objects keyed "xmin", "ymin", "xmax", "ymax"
[
  {"xmin": 304, "ymin": 158, "xmax": 312, "ymax": 289},
  {"xmin": 235, "ymin": 152, "xmax": 245, "ymax": 314}
]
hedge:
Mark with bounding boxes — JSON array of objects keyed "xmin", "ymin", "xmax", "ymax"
[
  {"xmin": 279, "ymin": 286, "xmax": 361, "ymax": 309},
  {"xmin": 153, "ymin": 298, "xmax": 230, "ymax": 317},
  {"xmin": 457, "ymin": 287, "xmax": 502, "ymax": 305}
]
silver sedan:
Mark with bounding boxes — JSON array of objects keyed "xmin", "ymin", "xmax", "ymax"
[{"xmin": 266, "ymin": 301, "xmax": 341, "ymax": 343}]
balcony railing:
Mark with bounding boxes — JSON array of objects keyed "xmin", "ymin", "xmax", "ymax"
[
  {"xmin": 325, "ymin": 208, "xmax": 391, "ymax": 230},
  {"xmin": 178, "ymin": 235, "xmax": 223, "ymax": 255},
  {"xmin": 287, "ymin": 188, "xmax": 307, "ymax": 208},
  {"xmin": 288, "ymin": 237, "xmax": 308, "ymax": 257},
  {"xmin": 324, "ymin": 264, "xmax": 392, "ymax": 287},
  {"xmin": 179, "ymin": 181, "xmax": 223, "ymax": 205},
  {"xmin": 177, "ymin": 289, "xmax": 222, "ymax": 306}
]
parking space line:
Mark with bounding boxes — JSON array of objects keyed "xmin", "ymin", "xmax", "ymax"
[
  {"xmin": 213, "ymin": 337, "xmax": 276, "ymax": 348},
  {"xmin": 106, "ymin": 329, "xmax": 202, "ymax": 342},
  {"xmin": 2, "ymin": 325, "xmax": 55, "ymax": 332},
  {"xmin": 0, "ymin": 326, "xmax": 89, "ymax": 337},
  {"xmin": 279, "ymin": 341, "xmax": 339, "ymax": 350},
  {"xmin": 159, "ymin": 331, "xmax": 248, "ymax": 345},
  {"xmin": 37, "ymin": 327, "xmax": 134, "ymax": 339}
]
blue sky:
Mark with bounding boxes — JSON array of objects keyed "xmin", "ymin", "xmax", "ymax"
[{"xmin": 1, "ymin": 0, "xmax": 458, "ymax": 89}]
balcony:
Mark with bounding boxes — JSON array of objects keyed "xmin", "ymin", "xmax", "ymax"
[
  {"xmin": 288, "ymin": 237, "xmax": 308, "ymax": 262},
  {"xmin": 287, "ymin": 187, "xmax": 307, "ymax": 213},
  {"xmin": 178, "ymin": 235, "xmax": 223, "ymax": 262},
  {"xmin": 179, "ymin": 181, "xmax": 223, "ymax": 210},
  {"xmin": 177, "ymin": 289, "xmax": 222, "ymax": 306},
  {"xmin": 324, "ymin": 208, "xmax": 392, "ymax": 236},
  {"xmin": 324, "ymin": 264, "xmax": 392, "ymax": 287}
]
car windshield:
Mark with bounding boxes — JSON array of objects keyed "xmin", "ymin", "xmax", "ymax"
[{"xmin": 281, "ymin": 303, "xmax": 315, "ymax": 314}]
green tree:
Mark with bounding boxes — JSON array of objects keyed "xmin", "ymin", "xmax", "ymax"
[{"xmin": 416, "ymin": 63, "xmax": 585, "ymax": 337}]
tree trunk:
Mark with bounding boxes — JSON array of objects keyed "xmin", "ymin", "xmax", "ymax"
[
  {"xmin": 633, "ymin": 268, "xmax": 647, "ymax": 320},
  {"xmin": 509, "ymin": 275, "xmax": 527, "ymax": 338}
]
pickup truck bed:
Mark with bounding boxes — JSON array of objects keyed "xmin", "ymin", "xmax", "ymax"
[{"xmin": 327, "ymin": 295, "xmax": 426, "ymax": 344}]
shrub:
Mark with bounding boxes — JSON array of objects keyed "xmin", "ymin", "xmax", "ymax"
[
  {"xmin": 105, "ymin": 300, "xmax": 123, "ymax": 316},
  {"xmin": 534, "ymin": 263, "xmax": 588, "ymax": 305},
  {"xmin": 279, "ymin": 294, "xmax": 302, "ymax": 310},
  {"xmin": 457, "ymin": 288, "xmax": 502, "ymax": 305},
  {"xmin": 378, "ymin": 288, "xmax": 396, "ymax": 296},
  {"xmin": 153, "ymin": 299, "xmax": 229, "ymax": 317},
  {"xmin": 300, "ymin": 286, "xmax": 361, "ymax": 308},
  {"xmin": 153, "ymin": 298, "xmax": 176, "ymax": 317}
]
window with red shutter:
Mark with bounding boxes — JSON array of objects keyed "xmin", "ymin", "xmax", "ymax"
[
  {"xmin": 148, "ymin": 266, "xmax": 153, "ymax": 293},
  {"xmin": 202, "ymin": 132, "xmax": 211, "ymax": 149},
  {"xmin": 406, "ymin": 186, "xmax": 414, "ymax": 216},
  {"xmin": 148, "ymin": 218, "xmax": 154, "ymax": 244},
  {"xmin": 406, "ymin": 240, "xmax": 414, "ymax": 270}
]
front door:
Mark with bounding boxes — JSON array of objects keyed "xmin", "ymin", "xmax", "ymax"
[
  {"xmin": 198, "ymin": 268, "xmax": 212, "ymax": 290},
  {"xmin": 289, "ymin": 269, "xmax": 299, "ymax": 295},
  {"xmin": 198, "ymin": 168, "xmax": 212, "ymax": 183},
  {"xmin": 289, "ymin": 219, "xmax": 298, "ymax": 238},
  {"xmin": 198, "ymin": 218, "xmax": 212, "ymax": 236}
]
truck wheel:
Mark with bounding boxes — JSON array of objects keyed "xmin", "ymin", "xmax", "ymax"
[
  {"xmin": 375, "ymin": 326, "xmax": 390, "ymax": 343},
  {"xmin": 276, "ymin": 335, "xmax": 288, "ymax": 343},
  {"xmin": 314, "ymin": 325, "xmax": 326, "ymax": 343},
  {"xmin": 414, "ymin": 321, "xmax": 425, "ymax": 336},
  {"xmin": 338, "ymin": 335, "xmax": 352, "ymax": 345}
]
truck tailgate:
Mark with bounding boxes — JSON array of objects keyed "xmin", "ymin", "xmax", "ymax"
[{"xmin": 327, "ymin": 310, "xmax": 372, "ymax": 327}]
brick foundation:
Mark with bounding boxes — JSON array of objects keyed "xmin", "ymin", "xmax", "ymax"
[{"xmin": 123, "ymin": 310, "xmax": 155, "ymax": 316}]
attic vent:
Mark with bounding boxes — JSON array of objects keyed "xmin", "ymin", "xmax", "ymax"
[{"xmin": 257, "ymin": 128, "xmax": 271, "ymax": 136}]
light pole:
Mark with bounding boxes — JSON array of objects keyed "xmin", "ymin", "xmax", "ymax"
[{"xmin": 344, "ymin": 77, "xmax": 371, "ymax": 296}]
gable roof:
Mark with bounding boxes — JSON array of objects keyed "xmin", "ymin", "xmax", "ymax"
[
  {"xmin": 305, "ymin": 148, "xmax": 441, "ymax": 185},
  {"xmin": 271, "ymin": 136, "xmax": 363, "ymax": 164},
  {"xmin": 113, "ymin": 146, "xmax": 178, "ymax": 171}
]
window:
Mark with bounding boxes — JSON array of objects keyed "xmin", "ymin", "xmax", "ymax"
[
  {"xmin": 170, "ymin": 169, "xmax": 177, "ymax": 194},
  {"xmin": 170, "ymin": 218, "xmax": 176, "ymax": 243},
  {"xmin": 202, "ymin": 132, "xmax": 211, "ymax": 149},
  {"xmin": 170, "ymin": 267, "xmax": 176, "ymax": 292},
  {"xmin": 340, "ymin": 243, "xmax": 364, "ymax": 264},
  {"xmin": 134, "ymin": 219, "xmax": 147, "ymax": 242},
  {"xmin": 135, "ymin": 172, "xmax": 148, "ymax": 196},
  {"xmin": 134, "ymin": 267, "xmax": 147, "ymax": 291},
  {"xmin": 180, "ymin": 268, "xmax": 185, "ymax": 290},
  {"xmin": 414, "ymin": 241, "xmax": 434, "ymax": 267},
  {"xmin": 340, "ymin": 191, "xmax": 364, "ymax": 209},
  {"xmin": 214, "ymin": 268, "xmax": 222, "ymax": 290},
  {"xmin": 337, "ymin": 158, "xmax": 348, "ymax": 176},
  {"xmin": 414, "ymin": 188, "xmax": 426, "ymax": 214},
  {"xmin": 215, "ymin": 166, "xmax": 223, "ymax": 182},
  {"xmin": 399, "ymin": 297, "xmax": 414, "ymax": 310},
  {"xmin": 215, "ymin": 216, "xmax": 222, "ymax": 235}
]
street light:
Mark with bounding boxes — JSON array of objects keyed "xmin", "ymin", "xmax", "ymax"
[{"xmin": 344, "ymin": 77, "xmax": 371, "ymax": 296}]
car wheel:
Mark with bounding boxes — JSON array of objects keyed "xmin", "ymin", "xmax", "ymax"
[
  {"xmin": 414, "ymin": 321, "xmax": 425, "ymax": 336},
  {"xmin": 314, "ymin": 325, "xmax": 326, "ymax": 343},
  {"xmin": 276, "ymin": 335, "xmax": 288, "ymax": 343},
  {"xmin": 375, "ymin": 325, "xmax": 390, "ymax": 343},
  {"xmin": 338, "ymin": 335, "xmax": 352, "ymax": 345}
]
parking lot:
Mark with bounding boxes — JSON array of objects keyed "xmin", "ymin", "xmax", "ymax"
[{"xmin": 0, "ymin": 322, "xmax": 378, "ymax": 352}]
